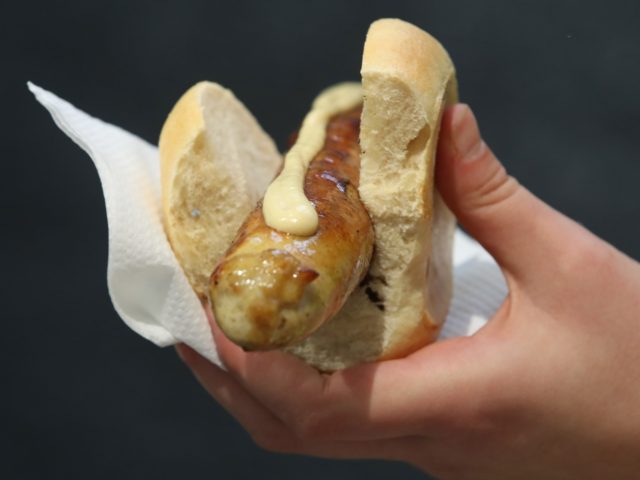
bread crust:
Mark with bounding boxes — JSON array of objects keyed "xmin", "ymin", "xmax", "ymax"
[
  {"xmin": 287, "ymin": 19, "xmax": 458, "ymax": 370},
  {"xmin": 159, "ymin": 82, "xmax": 281, "ymax": 296},
  {"xmin": 160, "ymin": 19, "xmax": 458, "ymax": 371}
]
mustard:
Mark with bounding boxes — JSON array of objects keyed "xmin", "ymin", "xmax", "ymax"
[{"xmin": 262, "ymin": 82, "xmax": 362, "ymax": 236}]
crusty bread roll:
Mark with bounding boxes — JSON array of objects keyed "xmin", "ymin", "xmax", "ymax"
[
  {"xmin": 286, "ymin": 19, "xmax": 458, "ymax": 370},
  {"xmin": 159, "ymin": 82, "xmax": 282, "ymax": 297},
  {"xmin": 159, "ymin": 19, "xmax": 457, "ymax": 371}
]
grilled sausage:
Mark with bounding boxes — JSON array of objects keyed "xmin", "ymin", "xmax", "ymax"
[{"xmin": 209, "ymin": 107, "xmax": 374, "ymax": 349}]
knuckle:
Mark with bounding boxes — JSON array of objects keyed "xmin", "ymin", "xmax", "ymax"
[
  {"xmin": 559, "ymin": 231, "xmax": 614, "ymax": 277},
  {"xmin": 475, "ymin": 163, "xmax": 519, "ymax": 211},
  {"xmin": 580, "ymin": 236, "xmax": 616, "ymax": 267},
  {"xmin": 461, "ymin": 145, "xmax": 521, "ymax": 213},
  {"xmin": 289, "ymin": 409, "xmax": 332, "ymax": 441},
  {"xmin": 280, "ymin": 378, "xmax": 340, "ymax": 441}
]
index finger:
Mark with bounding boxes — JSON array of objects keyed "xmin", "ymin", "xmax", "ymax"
[{"xmin": 212, "ymin": 316, "xmax": 481, "ymax": 442}]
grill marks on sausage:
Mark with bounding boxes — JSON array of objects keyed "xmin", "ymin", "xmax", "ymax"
[{"xmin": 210, "ymin": 106, "xmax": 375, "ymax": 349}]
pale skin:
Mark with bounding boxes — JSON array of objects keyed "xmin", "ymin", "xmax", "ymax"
[{"xmin": 176, "ymin": 104, "xmax": 640, "ymax": 479}]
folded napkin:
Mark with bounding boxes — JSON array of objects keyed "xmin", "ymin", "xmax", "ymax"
[{"xmin": 29, "ymin": 82, "xmax": 507, "ymax": 368}]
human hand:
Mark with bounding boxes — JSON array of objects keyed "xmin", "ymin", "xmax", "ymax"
[{"xmin": 176, "ymin": 104, "xmax": 640, "ymax": 479}]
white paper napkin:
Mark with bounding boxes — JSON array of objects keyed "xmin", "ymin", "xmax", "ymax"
[{"xmin": 29, "ymin": 82, "xmax": 507, "ymax": 367}]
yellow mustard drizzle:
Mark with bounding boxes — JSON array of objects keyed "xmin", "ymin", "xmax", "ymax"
[{"xmin": 262, "ymin": 82, "xmax": 363, "ymax": 236}]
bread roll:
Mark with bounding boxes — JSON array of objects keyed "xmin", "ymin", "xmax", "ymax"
[
  {"xmin": 159, "ymin": 19, "xmax": 457, "ymax": 371},
  {"xmin": 159, "ymin": 82, "xmax": 282, "ymax": 297},
  {"xmin": 286, "ymin": 19, "xmax": 458, "ymax": 370}
]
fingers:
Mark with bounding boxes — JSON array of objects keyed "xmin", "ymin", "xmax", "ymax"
[
  {"xmin": 212, "ymin": 318, "xmax": 484, "ymax": 441},
  {"xmin": 176, "ymin": 343, "xmax": 426, "ymax": 463},
  {"xmin": 175, "ymin": 343, "xmax": 291, "ymax": 450},
  {"xmin": 435, "ymin": 104, "xmax": 578, "ymax": 280}
]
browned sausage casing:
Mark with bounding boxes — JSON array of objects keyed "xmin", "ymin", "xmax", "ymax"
[{"xmin": 209, "ymin": 107, "xmax": 374, "ymax": 350}]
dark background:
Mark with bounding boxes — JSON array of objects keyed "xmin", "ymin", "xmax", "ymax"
[{"xmin": 3, "ymin": 1, "xmax": 639, "ymax": 479}]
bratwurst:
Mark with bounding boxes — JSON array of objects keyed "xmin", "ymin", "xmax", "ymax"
[{"xmin": 210, "ymin": 106, "xmax": 374, "ymax": 349}]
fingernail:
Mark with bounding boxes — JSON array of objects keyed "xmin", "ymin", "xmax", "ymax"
[{"xmin": 451, "ymin": 104, "xmax": 482, "ymax": 161}]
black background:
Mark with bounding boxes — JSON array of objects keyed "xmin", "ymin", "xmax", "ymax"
[{"xmin": 3, "ymin": 1, "xmax": 639, "ymax": 479}]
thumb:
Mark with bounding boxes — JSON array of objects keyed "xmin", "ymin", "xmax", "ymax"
[{"xmin": 436, "ymin": 104, "xmax": 567, "ymax": 278}]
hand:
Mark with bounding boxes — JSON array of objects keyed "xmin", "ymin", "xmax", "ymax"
[{"xmin": 176, "ymin": 104, "xmax": 640, "ymax": 479}]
